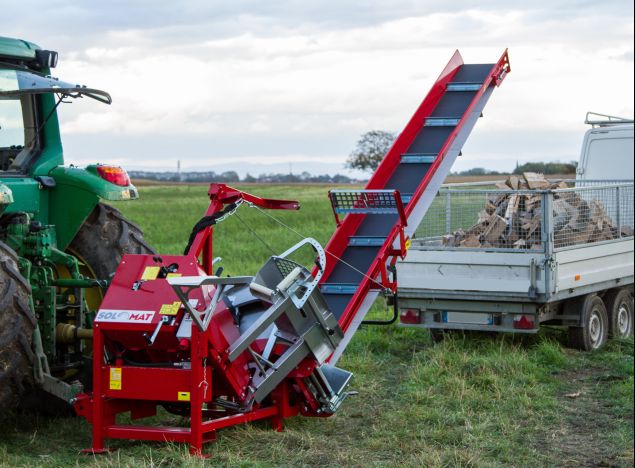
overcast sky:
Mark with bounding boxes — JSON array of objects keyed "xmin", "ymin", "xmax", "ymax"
[{"xmin": 3, "ymin": 0, "xmax": 633, "ymax": 176}]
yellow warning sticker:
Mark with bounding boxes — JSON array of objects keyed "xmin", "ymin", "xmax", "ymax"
[
  {"xmin": 160, "ymin": 301, "xmax": 182, "ymax": 315},
  {"xmin": 405, "ymin": 238, "xmax": 412, "ymax": 250},
  {"xmin": 109, "ymin": 367, "xmax": 122, "ymax": 390},
  {"xmin": 177, "ymin": 391, "xmax": 190, "ymax": 402},
  {"xmin": 166, "ymin": 273, "xmax": 182, "ymax": 278},
  {"xmin": 141, "ymin": 266, "xmax": 160, "ymax": 280}
]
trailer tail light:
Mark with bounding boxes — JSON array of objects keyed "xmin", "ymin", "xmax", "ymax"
[
  {"xmin": 97, "ymin": 165, "xmax": 131, "ymax": 187},
  {"xmin": 400, "ymin": 308, "xmax": 421, "ymax": 324},
  {"xmin": 513, "ymin": 314, "xmax": 535, "ymax": 330}
]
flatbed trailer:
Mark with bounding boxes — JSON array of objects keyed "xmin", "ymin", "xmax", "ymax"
[{"xmin": 397, "ymin": 179, "xmax": 634, "ymax": 350}]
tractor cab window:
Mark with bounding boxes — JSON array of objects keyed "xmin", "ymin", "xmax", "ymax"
[
  {"xmin": 0, "ymin": 95, "xmax": 39, "ymax": 171},
  {"xmin": 0, "ymin": 98, "xmax": 24, "ymax": 147},
  {"xmin": 0, "ymin": 67, "xmax": 111, "ymax": 173}
]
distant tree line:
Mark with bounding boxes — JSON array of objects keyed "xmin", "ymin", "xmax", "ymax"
[
  {"xmin": 511, "ymin": 161, "xmax": 577, "ymax": 175},
  {"xmin": 448, "ymin": 161, "xmax": 577, "ymax": 177},
  {"xmin": 449, "ymin": 167, "xmax": 504, "ymax": 176},
  {"xmin": 128, "ymin": 170, "xmax": 363, "ymax": 184}
]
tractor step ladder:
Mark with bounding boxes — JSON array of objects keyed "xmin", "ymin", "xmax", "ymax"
[{"xmin": 320, "ymin": 50, "xmax": 510, "ymax": 362}]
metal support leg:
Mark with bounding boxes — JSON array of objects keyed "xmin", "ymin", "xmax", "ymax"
[
  {"xmin": 189, "ymin": 325, "xmax": 209, "ymax": 458},
  {"xmin": 82, "ymin": 323, "xmax": 110, "ymax": 454}
]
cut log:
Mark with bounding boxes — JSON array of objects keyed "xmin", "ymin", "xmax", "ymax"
[
  {"xmin": 438, "ymin": 174, "xmax": 622, "ymax": 250},
  {"xmin": 504, "ymin": 194, "xmax": 520, "ymax": 220},
  {"xmin": 442, "ymin": 234, "xmax": 455, "ymax": 246},
  {"xmin": 506, "ymin": 175, "xmax": 521, "ymax": 190},
  {"xmin": 483, "ymin": 214, "xmax": 507, "ymax": 243},
  {"xmin": 553, "ymin": 199, "xmax": 575, "ymax": 231},
  {"xmin": 478, "ymin": 209, "xmax": 490, "ymax": 224},
  {"xmin": 555, "ymin": 226, "xmax": 575, "ymax": 247},
  {"xmin": 523, "ymin": 172, "xmax": 550, "ymax": 189},
  {"xmin": 459, "ymin": 235, "xmax": 481, "ymax": 248},
  {"xmin": 573, "ymin": 223, "xmax": 595, "ymax": 244}
]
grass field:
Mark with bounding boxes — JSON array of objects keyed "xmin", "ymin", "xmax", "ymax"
[{"xmin": 1, "ymin": 184, "xmax": 632, "ymax": 467}]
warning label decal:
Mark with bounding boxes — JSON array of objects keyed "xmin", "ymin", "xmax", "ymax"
[
  {"xmin": 110, "ymin": 367, "xmax": 122, "ymax": 390},
  {"xmin": 159, "ymin": 301, "xmax": 182, "ymax": 316},
  {"xmin": 141, "ymin": 266, "xmax": 160, "ymax": 280}
]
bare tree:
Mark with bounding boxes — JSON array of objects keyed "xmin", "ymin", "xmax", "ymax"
[{"xmin": 345, "ymin": 130, "xmax": 396, "ymax": 172}]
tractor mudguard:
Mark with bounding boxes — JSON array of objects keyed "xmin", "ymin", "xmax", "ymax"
[
  {"xmin": 47, "ymin": 165, "xmax": 138, "ymax": 250},
  {"xmin": 49, "ymin": 165, "xmax": 138, "ymax": 201}
]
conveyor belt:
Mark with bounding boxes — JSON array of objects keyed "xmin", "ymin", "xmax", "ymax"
[{"xmin": 320, "ymin": 50, "xmax": 511, "ymax": 362}]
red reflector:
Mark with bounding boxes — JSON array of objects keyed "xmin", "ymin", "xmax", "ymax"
[
  {"xmin": 513, "ymin": 315, "xmax": 535, "ymax": 330},
  {"xmin": 97, "ymin": 165, "xmax": 131, "ymax": 187},
  {"xmin": 400, "ymin": 308, "xmax": 421, "ymax": 324},
  {"xmin": 178, "ymin": 338, "xmax": 190, "ymax": 351}
]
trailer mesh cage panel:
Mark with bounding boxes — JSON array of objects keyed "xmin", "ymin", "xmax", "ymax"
[{"xmin": 412, "ymin": 180, "xmax": 634, "ymax": 252}]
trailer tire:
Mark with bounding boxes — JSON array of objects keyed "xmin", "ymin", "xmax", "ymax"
[
  {"xmin": 430, "ymin": 329, "xmax": 449, "ymax": 343},
  {"xmin": 68, "ymin": 203, "xmax": 156, "ymax": 281},
  {"xmin": 0, "ymin": 241, "xmax": 36, "ymax": 419},
  {"xmin": 605, "ymin": 288, "xmax": 633, "ymax": 339},
  {"xmin": 567, "ymin": 294, "xmax": 609, "ymax": 351}
]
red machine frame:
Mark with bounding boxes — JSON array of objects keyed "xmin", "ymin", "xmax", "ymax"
[{"xmin": 75, "ymin": 185, "xmax": 303, "ymax": 456}]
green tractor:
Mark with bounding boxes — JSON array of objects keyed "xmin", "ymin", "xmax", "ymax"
[{"xmin": 0, "ymin": 36, "xmax": 154, "ymax": 413}]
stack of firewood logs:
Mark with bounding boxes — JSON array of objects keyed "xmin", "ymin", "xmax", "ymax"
[{"xmin": 441, "ymin": 173, "xmax": 631, "ymax": 249}]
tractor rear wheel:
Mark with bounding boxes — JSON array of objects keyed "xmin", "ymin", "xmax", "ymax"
[
  {"xmin": 68, "ymin": 203, "xmax": 156, "ymax": 281},
  {"xmin": 68, "ymin": 203, "xmax": 155, "ymax": 389},
  {"xmin": 0, "ymin": 241, "xmax": 36, "ymax": 418}
]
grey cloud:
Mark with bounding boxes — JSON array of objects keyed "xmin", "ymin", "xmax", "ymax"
[
  {"xmin": 3, "ymin": 0, "xmax": 632, "ymax": 50},
  {"xmin": 3, "ymin": 0, "xmax": 632, "ymax": 175}
]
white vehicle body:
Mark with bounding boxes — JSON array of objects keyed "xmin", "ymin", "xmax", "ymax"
[{"xmin": 577, "ymin": 114, "xmax": 634, "ymax": 181}]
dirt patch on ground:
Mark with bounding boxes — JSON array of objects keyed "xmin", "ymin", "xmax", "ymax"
[{"xmin": 540, "ymin": 367, "xmax": 633, "ymax": 467}]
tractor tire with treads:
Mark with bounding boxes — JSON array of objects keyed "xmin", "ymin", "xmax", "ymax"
[
  {"xmin": 68, "ymin": 203, "xmax": 156, "ymax": 280},
  {"xmin": 0, "ymin": 241, "xmax": 36, "ymax": 418}
]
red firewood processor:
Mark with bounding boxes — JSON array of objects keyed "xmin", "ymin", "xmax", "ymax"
[{"xmin": 73, "ymin": 50, "xmax": 510, "ymax": 455}]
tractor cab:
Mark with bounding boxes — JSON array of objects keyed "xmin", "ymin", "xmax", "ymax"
[
  {"xmin": 0, "ymin": 36, "xmax": 138, "ymax": 247},
  {"xmin": 0, "ymin": 67, "xmax": 111, "ymax": 173},
  {"xmin": 0, "ymin": 36, "xmax": 154, "ymax": 413}
]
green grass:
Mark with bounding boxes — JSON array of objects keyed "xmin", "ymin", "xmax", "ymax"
[{"xmin": 1, "ymin": 184, "xmax": 632, "ymax": 467}]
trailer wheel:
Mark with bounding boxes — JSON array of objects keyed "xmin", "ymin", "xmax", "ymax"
[
  {"xmin": 567, "ymin": 295, "xmax": 609, "ymax": 351},
  {"xmin": 430, "ymin": 329, "xmax": 445, "ymax": 343},
  {"xmin": 605, "ymin": 288, "xmax": 633, "ymax": 339},
  {"xmin": 0, "ymin": 241, "xmax": 36, "ymax": 418}
]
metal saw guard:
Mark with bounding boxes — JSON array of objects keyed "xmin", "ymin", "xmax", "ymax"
[{"xmin": 168, "ymin": 237, "xmax": 351, "ymax": 409}]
